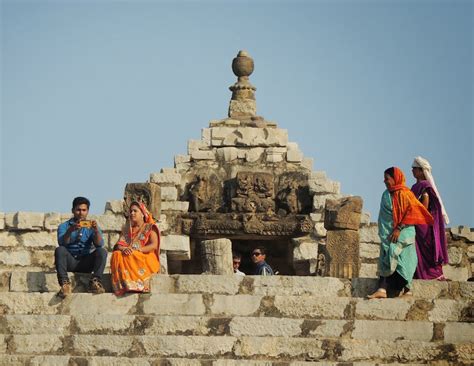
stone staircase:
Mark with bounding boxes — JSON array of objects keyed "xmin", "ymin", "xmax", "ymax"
[{"xmin": 0, "ymin": 273, "xmax": 472, "ymax": 365}]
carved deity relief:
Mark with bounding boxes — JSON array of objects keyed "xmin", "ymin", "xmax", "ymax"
[
  {"xmin": 276, "ymin": 173, "xmax": 312, "ymax": 215},
  {"xmin": 188, "ymin": 174, "xmax": 222, "ymax": 212},
  {"xmin": 231, "ymin": 172, "xmax": 275, "ymax": 213}
]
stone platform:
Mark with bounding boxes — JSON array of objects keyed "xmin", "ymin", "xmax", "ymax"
[{"xmin": 0, "ymin": 274, "xmax": 472, "ymax": 365}]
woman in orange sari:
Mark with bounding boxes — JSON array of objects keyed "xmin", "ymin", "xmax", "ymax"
[{"xmin": 111, "ymin": 201, "xmax": 160, "ymax": 295}]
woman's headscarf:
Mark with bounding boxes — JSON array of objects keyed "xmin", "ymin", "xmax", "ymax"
[
  {"xmin": 387, "ymin": 167, "xmax": 434, "ymax": 228},
  {"xmin": 130, "ymin": 201, "xmax": 155, "ymax": 225},
  {"xmin": 412, "ymin": 156, "xmax": 450, "ymax": 225}
]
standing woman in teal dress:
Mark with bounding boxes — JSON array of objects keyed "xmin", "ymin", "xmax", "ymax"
[{"xmin": 368, "ymin": 167, "xmax": 433, "ymax": 299}]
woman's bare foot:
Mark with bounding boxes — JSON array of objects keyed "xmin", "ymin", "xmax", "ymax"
[{"xmin": 367, "ymin": 288, "xmax": 387, "ymax": 299}]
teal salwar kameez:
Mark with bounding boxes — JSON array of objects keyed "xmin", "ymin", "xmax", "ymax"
[{"xmin": 378, "ymin": 190, "xmax": 418, "ymax": 290}]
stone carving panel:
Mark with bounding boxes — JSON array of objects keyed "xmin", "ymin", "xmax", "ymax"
[
  {"xmin": 188, "ymin": 174, "xmax": 223, "ymax": 213},
  {"xmin": 124, "ymin": 183, "xmax": 161, "ymax": 219},
  {"xmin": 231, "ymin": 172, "xmax": 275, "ymax": 213},
  {"xmin": 276, "ymin": 172, "xmax": 312, "ymax": 215}
]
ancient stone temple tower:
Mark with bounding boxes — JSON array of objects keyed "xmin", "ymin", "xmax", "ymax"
[{"xmin": 125, "ymin": 50, "xmax": 363, "ymax": 276}]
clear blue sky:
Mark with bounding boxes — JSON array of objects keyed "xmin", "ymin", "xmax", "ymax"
[{"xmin": 1, "ymin": 0, "xmax": 473, "ymax": 227}]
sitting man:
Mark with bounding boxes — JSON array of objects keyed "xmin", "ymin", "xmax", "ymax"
[
  {"xmin": 55, "ymin": 196, "xmax": 107, "ymax": 297},
  {"xmin": 232, "ymin": 251, "xmax": 245, "ymax": 276},
  {"xmin": 251, "ymin": 246, "xmax": 274, "ymax": 276}
]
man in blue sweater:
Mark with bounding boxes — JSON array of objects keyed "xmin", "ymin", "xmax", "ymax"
[
  {"xmin": 55, "ymin": 197, "xmax": 107, "ymax": 297},
  {"xmin": 251, "ymin": 246, "xmax": 274, "ymax": 276}
]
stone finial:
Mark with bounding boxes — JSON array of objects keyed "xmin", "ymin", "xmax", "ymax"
[{"xmin": 228, "ymin": 50, "xmax": 257, "ymax": 118}]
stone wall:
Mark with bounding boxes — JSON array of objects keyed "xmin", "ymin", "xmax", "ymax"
[
  {"xmin": 1, "ymin": 208, "xmax": 472, "ymax": 280},
  {"xmin": 359, "ymin": 223, "xmax": 474, "ymax": 281}
]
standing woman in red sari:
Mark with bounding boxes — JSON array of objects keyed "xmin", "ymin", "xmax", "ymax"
[
  {"xmin": 111, "ymin": 201, "xmax": 160, "ymax": 295},
  {"xmin": 411, "ymin": 156, "xmax": 449, "ymax": 280}
]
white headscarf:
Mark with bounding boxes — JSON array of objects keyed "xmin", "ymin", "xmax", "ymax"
[{"xmin": 412, "ymin": 156, "xmax": 449, "ymax": 224}]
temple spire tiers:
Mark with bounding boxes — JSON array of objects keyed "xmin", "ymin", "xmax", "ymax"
[{"xmin": 227, "ymin": 50, "xmax": 270, "ymax": 127}]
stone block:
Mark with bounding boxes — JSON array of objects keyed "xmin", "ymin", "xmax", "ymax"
[
  {"xmin": 428, "ymin": 299, "xmax": 467, "ymax": 322},
  {"xmin": 107, "ymin": 232, "xmax": 120, "ymax": 251},
  {"xmin": 0, "ymin": 250, "xmax": 31, "ymax": 266},
  {"xmin": 443, "ymin": 265, "xmax": 469, "ymax": 281},
  {"xmin": 161, "ymin": 201, "xmax": 189, "ymax": 212},
  {"xmin": 161, "ymin": 168, "xmax": 178, "ymax": 174},
  {"xmin": 142, "ymin": 294, "xmax": 206, "ymax": 315},
  {"xmin": 156, "ymin": 214, "xmax": 169, "ymax": 233},
  {"xmin": 201, "ymin": 128, "xmax": 211, "ymax": 144},
  {"xmin": 352, "ymin": 320, "xmax": 433, "ymax": 341},
  {"xmin": 68, "ymin": 293, "xmax": 138, "ymax": 315},
  {"xmin": 146, "ymin": 315, "xmax": 211, "ymax": 336},
  {"xmin": 161, "ymin": 235, "xmax": 191, "ymax": 260},
  {"xmin": 74, "ymin": 314, "xmax": 135, "ymax": 333},
  {"xmin": 150, "ymin": 172, "xmax": 182, "ymax": 185},
  {"xmin": 0, "ymin": 212, "xmax": 4, "ymax": 230},
  {"xmin": 19, "ymin": 231, "xmax": 57, "ymax": 247},
  {"xmin": 293, "ymin": 241, "xmax": 318, "ymax": 261},
  {"xmin": 360, "ymin": 211, "xmax": 371, "ymax": 225},
  {"xmin": 286, "ymin": 149, "xmax": 303, "ymax": 162},
  {"xmin": 191, "ymin": 150, "xmax": 216, "ymax": 160},
  {"xmin": 273, "ymin": 296, "xmax": 350, "ymax": 319},
  {"xmin": 31, "ymin": 250, "xmax": 55, "ymax": 269},
  {"xmin": 211, "ymin": 127, "xmax": 235, "ymax": 140},
  {"xmin": 252, "ymin": 276, "xmax": 347, "ymax": 297},
  {"xmin": 104, "ymin": 200, "xmax": 124, "ymax": 214},
  {"xmin": 324, "ymin": 196, "xmax": 362, "ymax": 231},
  {"xmin": 230, "ymin": 317, "xmax": 302, "ymax": 337},
  {"xmin": 312, "ymin": 194, "xmax": 340, "ymax": 211},
  {"xmin": 309, "ymin": 177, "xmax": 340, "ymax": 195},
  {"xmin": 355, "ymin": 298, "xmax": 413, "ymax": 320},
  {"xmin": 5, "ymin": 213, "xmax": 15, "ymax": 228},
  {"xmin": 160, "ymin": 187, "xmax": 178, "ymax": 201},
  {"xmin": 265, "ymin": 128, "xmax": 288, "ymax": 146},
  {"xmin": 359, "ymin": 242, "xmax": 380, "ymax": 259},
  {"xmin": 11, "ymin": 334, "xmax": 63, "ymax": 354},
  {"xmin": 187, "ymin": 139, "xmax": 209, "ymax": 154},
  {"xmin": 95, "ymin": 214, "xmax": 126, "ymax": 231},
  {"xmin": 265, "ymin": 147, "xmax": 285, "ymax": 163},
  {"xmin": 448, "ymin": 246, "xmax": 463, "ymax": 265},
  {"xmin": 301, "ymin": 157, "xmax": 313, "ymax": 170},
  {"xmin": 175, "ymin": 275, "xmax": 242, "ymax": 294},
  {"xmin": 450, "ymin": 226, "xmax": 474, "ymax": 242},
  {"xmin": 159, "ymin": 250, "xmax": 168, "ymax": 274},
  {"xmin": 310, "ymin": 213, "xmax": 323, "ymax": 222},
  {"xmin": 0, "ymin": 293, "xmax": 62, "ymax": 314},
  {"xmin": 229, "ymin": 98, "xmax": 256, "ymax": 118},
  {"xmin": 174, "ymin": 154, "xmax": 191, "ymax": 166},
  {"xmin": 358, "ymin": 263, "xmax": 378, "ymax": 278},
  {"xmin": 216, "ymin": 147, "xmax": 239, "ymax": 161},
  {"xmin": 234, "ymin": 337, "xmax": 324, "ymax": 359},
  {"xmin": 209, "ymin": 294, "xmax": 262, "ymax": 316},
  {"xmin": 245, "ymin": 147, "xmax": 264, "ymax": 162},
  {"xmin": 3, "ymin": 314, "xmax": 70, "ymax": 334},
  {"xmin": 359, "ymin": 224, "xmax": 381, "ymax": 243},
  {"xmin": 12, "ymin": 212, "xmax": 44, "ymax": 230},
  {"xmin": 72, "ymin": 334, "xmax": 133, "ymax": 356},
  {"xmin": 44, "ymin": 212, "xmax": 61, "ymax": 230},
  {"xmin": 444, "ymin": 322, "xmax": 474, "ymax": 343},
  {"xmin": 237, "ymin": 149, "xmax": 246, "ymax": 159},
  {"xmin": 306, "ymin": 319, "xmax": 347, "ymax": 338},
  {"xmin": 0, "ymin": 232, "xmax": 20, "ymax": 247},
  {"xmin": 141, "ymin": 335, "xmax": 236, "ymax": 357}
]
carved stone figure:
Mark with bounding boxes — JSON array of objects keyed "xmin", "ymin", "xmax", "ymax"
[
  {"xmin": 124, "ymin": 183, "xmax": 161, "ymax": 219},
  {"xmin": 188, "ymin": 174, "xmax": 222, "ymax": 212}
]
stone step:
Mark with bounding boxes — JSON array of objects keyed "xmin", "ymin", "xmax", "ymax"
[
  {"xmin": 0, "ymin": 335, "xmax": 471, "ymax": 363},
  {"xmin": 4, "ymin": 272, "xmax": 474, "ymax": 300},
  {"xmin": 0, "ymin": 355, "xmax": 433, "ymax": 366},
  {"xmin": 1, "ymin": 314, "xmax": 472, "ymax": 343},
  {"xmin": 0, "ymin": 293, "xmax": 471, "ymax": 322}
]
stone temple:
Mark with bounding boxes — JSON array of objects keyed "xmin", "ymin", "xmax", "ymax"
[
  {"xmin": 124, "ymin": 50, "xmax": 364, "ymax": 278},
  {"xmin": 0, "ymin": 51, "xmax": 472, "ymax": 364}
]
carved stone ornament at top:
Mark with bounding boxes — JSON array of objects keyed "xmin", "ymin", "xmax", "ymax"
[{"xmin": 228, "ymin": 50, "xmax": 257, "ymax": 118}]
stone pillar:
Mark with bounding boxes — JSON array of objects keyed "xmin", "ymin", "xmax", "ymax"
[
  {"xmin": 201, "ymin": 238, "xmax": 233, "ymax": 275},
  {"xmin": 322, "ymin": 196, "xmax": 363, "ymax": 278}
]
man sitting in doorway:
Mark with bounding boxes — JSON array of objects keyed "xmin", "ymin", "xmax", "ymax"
[
  {"xmin": 251, "ymin": 246, "xmax": 274, "ymax": 276},
  {"xmin": 232, "ymin": 251, "xmax": 245, "ymax": 276}
]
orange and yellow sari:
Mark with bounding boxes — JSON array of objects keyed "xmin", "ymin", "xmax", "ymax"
[{"xmin": 111, "ymin": 222, "xmax": 160, "ymax": 296}]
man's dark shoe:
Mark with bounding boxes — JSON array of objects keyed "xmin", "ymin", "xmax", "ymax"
[
  {"xmin": 89, "ymin": 277, "xmax": 105, "ymax": 294},
  {"xmin": 58, "ymin": 280, "xmax": 72, "ymax": 298}
]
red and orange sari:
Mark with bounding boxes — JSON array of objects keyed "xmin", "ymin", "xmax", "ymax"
[{"xmin": 111, "ymin": 206, "xmax": 160, "ymax": 296}]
